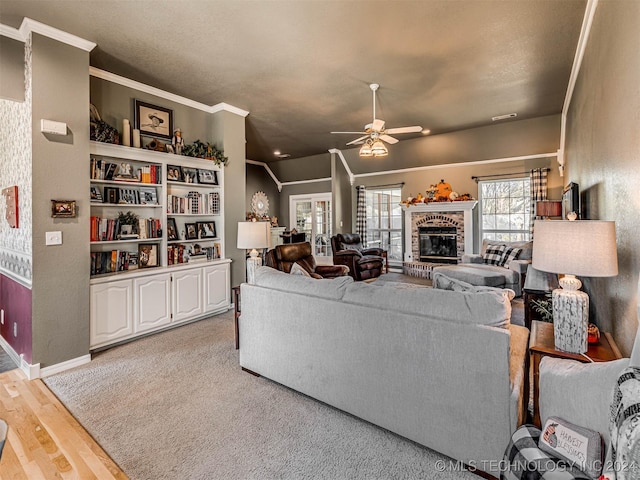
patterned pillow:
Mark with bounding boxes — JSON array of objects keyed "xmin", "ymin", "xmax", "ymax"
[
  {"xmin": 290, "ymin": 262, "xmax": 311, "ymax": 277},
  {"xmin": 483, "ymin": 244, "xmax": 505, "ymax": 265},
  {"xmin": 500, "ymin": 246, "xmax": 523, "ymax": 267}
]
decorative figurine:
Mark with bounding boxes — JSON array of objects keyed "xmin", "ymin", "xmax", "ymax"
[{"xmin": 172, "ymin": 128, "xmax": 184, "ymax": 155}]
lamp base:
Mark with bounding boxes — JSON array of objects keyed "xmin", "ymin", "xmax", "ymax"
[
  {"xmin": 246, "ymin": 255, "xmax": 262, "ymax": 284},
  {"xmin": 552, "ymin": 288, "xmax": 589, "ymax": 354}
]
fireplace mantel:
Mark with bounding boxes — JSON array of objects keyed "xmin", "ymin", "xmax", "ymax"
[{"xmin": 403, "ymin": 200, "xmax": 478, "ymax": 262}]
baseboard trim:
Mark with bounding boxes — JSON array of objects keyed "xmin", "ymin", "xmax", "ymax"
[
  {"xmin": 40, "ymin": 354, "xmax": 92, "ymax": 378},
  {"xmin": 0, "ymin": 336, "xmax": 41, "ymax": 379}
]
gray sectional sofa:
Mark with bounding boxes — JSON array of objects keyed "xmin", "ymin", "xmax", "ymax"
[{"xmin": 239, "ymin": 267, "xmax": 530, "ymax": 473}]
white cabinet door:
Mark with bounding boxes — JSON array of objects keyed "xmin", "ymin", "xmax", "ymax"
[
  {"xmin": 90, "ymin": 279, "xmax": 134, "ymax": 348},
  {"xmin": 172, "ymin": 268, "xmax": 203, "ymax": 322},
  {"xmin": 134, "ymin": 273, "xmax": 171, "ymax": 333},
  {"xmin": 203, "ymin": 263, "xmax": 230, "ymax": 313}
]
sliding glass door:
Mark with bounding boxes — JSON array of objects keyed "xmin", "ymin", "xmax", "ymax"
[{"xmin": 289, "ymin": 193, "xmax": 332, "ymax": 261}]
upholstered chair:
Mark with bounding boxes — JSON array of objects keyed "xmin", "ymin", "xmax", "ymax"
[
  {"xmin": 265, "ymin": 242, "xmax": 349, "ymax": 279},
  {"xmin": 330, "ymin": 233, "xmax": 385, "ymax": 281}
]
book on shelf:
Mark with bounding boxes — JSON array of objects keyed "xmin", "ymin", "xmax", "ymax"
[{"xmin": 90, "ymin": 249, "xmax": 137, "ymax": 276}]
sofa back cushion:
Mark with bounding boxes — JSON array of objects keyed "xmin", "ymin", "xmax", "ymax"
[
  {"xmin": 482, "ymin": 239, "xmax": 533, "ymax": 261},
  {"xmin": 336, "ymin": 233, "xmax": 364, "ymax": 252},
  {"xmin": 433, "ymin": 272, "xmax": 516, "ymax": 302},
  {"xmin": 343, "ymin": 281, "xmax": 512, "ymax": 328},
  {"xmin": 254, "ymin": 266, "xmax": 353, "ymax": 300}
]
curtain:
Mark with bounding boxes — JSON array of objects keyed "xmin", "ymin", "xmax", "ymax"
[
  {"xmin": 356, "ymin": 185, "xmax": 367, "ymax": 245},
  {"xmin": 529, "ymin": 168, "xmax": 548, "ymax": 239}
]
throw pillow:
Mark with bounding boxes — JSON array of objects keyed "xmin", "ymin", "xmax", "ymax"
[
  {"xmin": 539, "ymin": 416, "xmax": 604, "ymax": 479},
  {"xmin": 289, "ymin": 262, "xmax": 311, "ymax": 277},
  {"xmin": 500, "ymin": 246, "xmax": 523, "ymax": 267},
  {"xmin": 483, "ymin": 244, "xmax": 505, "ymax": 265}
]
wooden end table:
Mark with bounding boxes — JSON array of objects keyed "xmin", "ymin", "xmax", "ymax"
[
  {"xmin": 529, "ymin": 320, "xmax": 622, "ymax": 427},
  {"xmin": 232, "ymin": 286, "xmax": 241, "ymax": 350}
]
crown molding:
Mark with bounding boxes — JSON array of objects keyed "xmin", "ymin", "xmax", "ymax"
[
  {"xmin": 246, "ymin": 159, "xmax": 283, "ymax": 191},
  {"xmin": 0, "ymin": 24, "xmax": 23, "ymax": 42},
  {"xmin": 329, "ymin": 149, "xmax": 355, "ymax": 185},
  {"xmin": 90, "ymin": 67, "xmax": 249, "ymax": 117},
  {"xmin": 19, "ymin": 18, "xmax": 96, "ymax": 51}
]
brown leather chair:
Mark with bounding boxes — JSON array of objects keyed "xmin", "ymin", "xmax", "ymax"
[
  {"xmin": 330, "ymin": 233, "xmax": 384, "ymax": 281},
  {"xmin": 264, "ymin": 242, "xmax": 349, "ymax": 279}
]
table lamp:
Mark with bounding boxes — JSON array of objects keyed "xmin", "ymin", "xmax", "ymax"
[
  {"xmin": 237, "ymin": 221, "xmax": 269, "ymax": 284},
  {"xmin": 536, "ymin": 200, "xmax": 562, "ymax": 219},
  {"xmin": 532, "ymin": 220, "xmax": 618, "ymax": 353}
]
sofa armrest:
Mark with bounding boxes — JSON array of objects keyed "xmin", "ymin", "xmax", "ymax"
[
  {"xmin": 334, "ymin": 249, "xmax": 362, "ymax": 259},
  {"xmin": 461, "ymin": 254, "xmax": 483, "ymax": 264},
  {"xmin": 315, "ymin": 265, "xmax": 350, "ymax": 278},
  {"xmin": 362, "ymin": 247, "xmax": 384, "ymax": 257},
  {"xmin": 508, "ymin": 259, "xmax": 530, "ymax": 275},
  {"xmin": 539, "ymin": 356, "xmax": 629, "ymax": 448}
]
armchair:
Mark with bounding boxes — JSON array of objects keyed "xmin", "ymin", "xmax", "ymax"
[
  {"xmin": 265, "ymin": 242, "xmax": 349, "ymax": 279},
  {"xmin": 330, "ymin": 233, "xmax": 385, "ymax": 281}
]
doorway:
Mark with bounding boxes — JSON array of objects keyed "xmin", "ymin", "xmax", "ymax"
[{"xmin": 289, "ymin": 193, "xmax": 332, "ymax": 263}]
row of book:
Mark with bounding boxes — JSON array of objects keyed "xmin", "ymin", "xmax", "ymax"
[
  {"xmin": 90, "ymin": 217, "xmax": 162, "ymax": 242},
  {"xmin": 90, "ymin": 157, "xmax": 161, "ymax": 184},
  {"xmin": 167, "ymin": 244, "xmax": 220, "ymax": 265},
  {"xmin": 96, "ymin": 186, "xmax": 158, "ymax": 205},
  {"xmin": 91, "ymin": 250, "xmax": 140, "ymax": 276},
  {"xmin": 167, "ymin": 192, "xmax": 220, "ymax": 214}
]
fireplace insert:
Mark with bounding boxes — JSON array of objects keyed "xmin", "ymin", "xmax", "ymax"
[{"xmin": 419, "ymin": 226, "xmax": 457, "ymax": 263}]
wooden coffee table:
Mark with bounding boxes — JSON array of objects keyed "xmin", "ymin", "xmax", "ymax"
[{"xmin": 529, "ymin": 320, "xmax": 622, "ymax": 427}]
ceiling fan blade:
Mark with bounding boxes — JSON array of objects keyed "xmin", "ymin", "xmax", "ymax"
[
  {"xmin": 379, "ymin": 134, "xmax": 399, "ymax": 144},
  {"xmin": 385, "ymin": 125, "xmax": 423, "ymax": 134},
  {"xmin": 371, "ymin": 119, "xmax": 385, "ymax": 131},
  {"xmin": 331, "ymin": 131, "xmax": 367, "ymax": 135},
  {"xmin": 346, "ymin": 135, "xmax": 369, "ymax": 146}
]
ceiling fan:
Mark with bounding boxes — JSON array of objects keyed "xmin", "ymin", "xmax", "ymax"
[{"xmin": 331, "ymin": 83, "xmax": 423, "ymax": 157}]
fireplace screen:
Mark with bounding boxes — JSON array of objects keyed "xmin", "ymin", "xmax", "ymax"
[{"xmin": 419, "ymin": 226, "xmax": 457, "ymax": 263}]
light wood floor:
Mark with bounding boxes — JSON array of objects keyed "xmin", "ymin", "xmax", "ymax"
[{"xmin": 0, "ymin": 368, "xmax": 127, "ymax": 479}]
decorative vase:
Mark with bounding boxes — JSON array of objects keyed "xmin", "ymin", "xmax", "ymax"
[{"xmin": 121, "ymin": 225, "xmax": 132, "ymax": 235}]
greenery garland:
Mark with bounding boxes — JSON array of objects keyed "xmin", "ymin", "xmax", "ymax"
[{"xmin": 181, "ymin": 139, "xmax": 229, "ymax": 167}]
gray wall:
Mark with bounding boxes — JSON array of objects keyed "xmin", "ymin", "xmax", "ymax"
[
  {"xmin": 331, "ymin": 151, "xmax": 352, "ymax": 234},
  {"xmin": 246, "ymin": 163, "xmax": 280, "ymax": 222},
  {"xmin": 565, "ymin": 0, "xmax": 640, "ymax": 356},
  {"xmin": 31, "ymin": 34, "xmax": 90, "ymax": 367},
  {"xmin": 0, "ymin": 36, "xmax": 25, "ymax": 102}
]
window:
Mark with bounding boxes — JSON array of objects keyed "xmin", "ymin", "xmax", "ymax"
[
  {"xmin": 479, "ymin": 178, "xmax": 531, "ymax": 242},
  {"xmin": 365, "ymin": 187, "xmax": 402, "ymax": 265}
]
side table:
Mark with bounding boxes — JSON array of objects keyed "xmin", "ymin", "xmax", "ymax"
[
  {"xmin": 522, "ymin": 265, "xmax": 559, "ymax": 330},
  {"xmin": 529, "ymin": 320, "xmax": 622, "ymax": 427},
  {"xmin": 232, "ymin": 286, "xmax": 241, "ymax": 350}
]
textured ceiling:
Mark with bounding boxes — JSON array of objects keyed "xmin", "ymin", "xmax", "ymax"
[{"xmin": 0, "ymin": 0, "xmax": 586, "ymax": 163}]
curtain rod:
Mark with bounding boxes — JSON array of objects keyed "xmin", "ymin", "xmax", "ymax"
[
  {"xmin": 471, "ymin": 168, "xmax": 550, "ymax": 183},
  {"xmin": 357, "ymin": 182, "xmax": 405, "ymax": 189}
]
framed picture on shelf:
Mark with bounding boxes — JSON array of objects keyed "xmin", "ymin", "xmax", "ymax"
[
  {"xmin": 103, "ymin": 187, "xmax": 119, "ymax": 204},
  {"xmin": 197, "ymin": 221, "xmax": 216, "ymax": 239},
  {"xmin": 90, "ymin": 186, "xmax": 103, "ymax": 203},
  {"xmin": 139, "ymin": 186, "xmax": 158, "ymax": 205},
  {"xmin": 185, "ymin": 222, "xmax": 198, "ymax": 240},
  {"xmin": 181, "ymin": 167, "xmax": 198, "ymax": 184},
  {"xmin": 167, "ymin": 165, "xmax": 183, "ymax": 182},
  {"xmin": 134, "ymin": 100, "xmax": 173, "ymax": 139},
  {"xmin": 197, "ymin": 169, "xmax": 218, "ymax": 185},
  {"xmin": 167, "ymin": 218, "xmax": 178, "ymax": 241},
  {"xmin": 51, "ymin": 200, "xmax": 77, "ymax": 218},
  {"xmin": 138, "ymin": 243, "xmax": 158, "ymax": 268}
]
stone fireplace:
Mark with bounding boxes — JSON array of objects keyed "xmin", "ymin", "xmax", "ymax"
[{"xmin": 403, "ymin": 201, "xmax": 477, "ymax": 278}]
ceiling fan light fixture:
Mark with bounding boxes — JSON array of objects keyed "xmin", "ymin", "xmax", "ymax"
[
  {"xmin": 359, "ymin": 140, "xmax": 373, "ymax": 157},
  {"xmin": 421, "ymin": 129, "xmax": 431, "ymax": 135},
  {"xmin": 371, "ymin": 140, "xmax": 388, "ymax": 157}
]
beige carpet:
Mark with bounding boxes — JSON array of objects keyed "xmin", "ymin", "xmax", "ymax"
[{"xmin": 45, "ymin": 310, "xmax": 481, "ymax": 480}]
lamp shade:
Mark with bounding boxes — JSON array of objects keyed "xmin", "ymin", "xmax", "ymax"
[
  {"xmin": 371, "ymin": 140, "xmax": 388, "ymax": 157},
  {"xmin": 532, "ymin": 220, "xmax": 618, "ymax": 277},
  {"xmin": 536, "ymin": 200, "xmax": 562, "ymax": 218},
  {"xmin": 359, "ymin": 141, "xmax": 373, "ymax": 157},
  {"xmin": 237, "ymin": 221, "xmax": 269, "ymax": 250}
]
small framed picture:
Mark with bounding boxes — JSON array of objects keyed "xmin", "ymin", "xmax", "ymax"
[
  {"xmin": 181, "ymin": 167, "xmax": 198, "ymax": 184},
  {"xmin": 90, "ymin": 186, "xmax": 103, "ymax": 203},
  {"xmin": 51, "ymin": 200, "xmax": 76, "ymax": 218},
  {"xmin": 167, "ymin": 218, "xmax": 178, "ymax": 241},
  {"xmin": 185, "ymin": 222, "xmax": 198, "ymax": 240},
  {"xmin": 139, "ymin": 186, "xmax": 158, "ymax": 205},
  {"xmin": 134, "ymin": 99, "xmax": 173, "ymax": 139},
  {"xmin": 197, "ymin": 169, "xmax": 218, "ymax": 185},
  {"xmin": 167, "ymin": 165, "xmax": 183, "ymax": 182},
  {"xmin": 197, "ymin": 221, "xmax": 216, "ymax": 239},
  {"xmin": 138, "ymin": 243, "xmax": 159, "ymax": 268}
]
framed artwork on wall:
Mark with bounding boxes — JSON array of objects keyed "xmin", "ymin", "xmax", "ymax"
[
  {"xmin": 51, "ymin": 199, "xmax": 76, "ymax": 218},
  {"xmin": 134, "ymin": 100, "xmax": 173, "ymax": 140},
  {"xmin": 2, "ymin": 185, "xmax": 19, "ymax": 228}
]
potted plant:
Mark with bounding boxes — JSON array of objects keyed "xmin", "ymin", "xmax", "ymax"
[{"xmin": 117, "ymin": 210, "xmax": 138, "ymax": 236}]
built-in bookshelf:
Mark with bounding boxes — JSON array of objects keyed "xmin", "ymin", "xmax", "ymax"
[{"xmin": 88, "ymin": 141, "xmax": 230, "ymax": 350}]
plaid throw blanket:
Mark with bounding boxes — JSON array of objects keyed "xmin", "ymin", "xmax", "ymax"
[{"xmin": 501, "ymin": 425, "xmax": 590, "ymax": 480}]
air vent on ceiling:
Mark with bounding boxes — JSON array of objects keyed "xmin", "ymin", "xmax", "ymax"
[{"xmin": 492, "ymin": 113, "xmax": 518, "ymax": 121}]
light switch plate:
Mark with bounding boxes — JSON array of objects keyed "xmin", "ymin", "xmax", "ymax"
[
  {"xmin": 46, "ymin": 231, "xmax": 62, "ymax": 245},
  {"xmin": 41, "ymin": 119, "xmax": 67, "ymax": 135}
]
